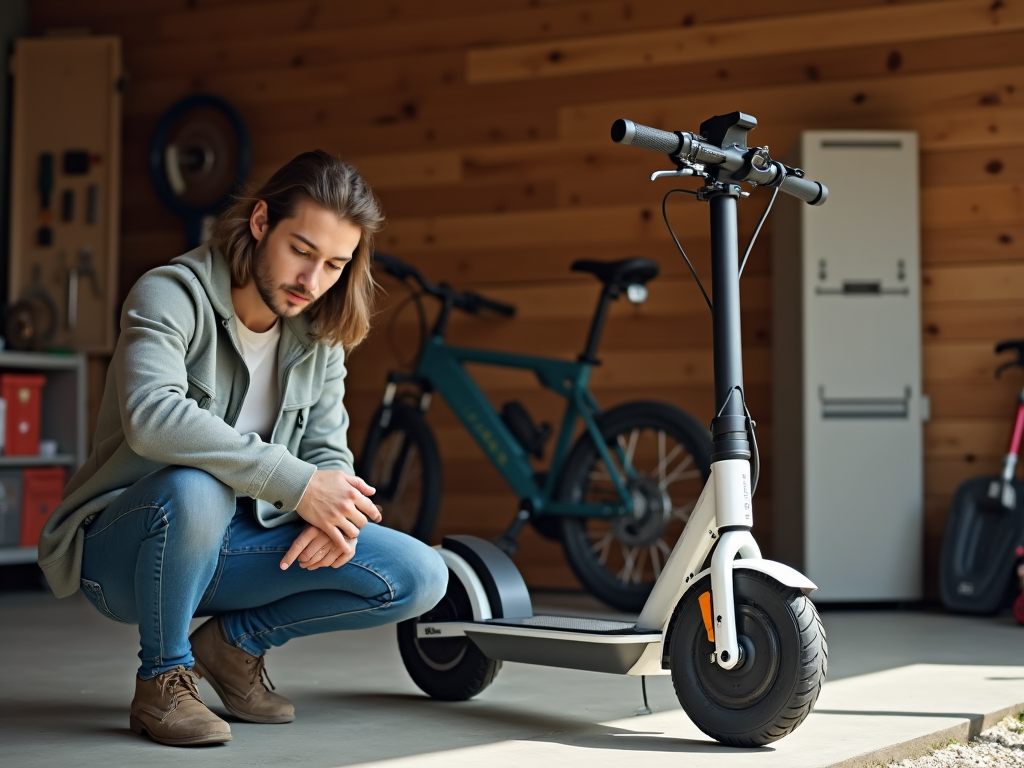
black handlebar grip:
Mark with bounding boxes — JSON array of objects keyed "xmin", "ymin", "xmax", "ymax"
[
  {"xmin": 371, "ymin": 252, "xmax": 409, "ymax": 279},
  {"xmin": 611, "ymin": 119, "xmax": 682, "ymax": 155},
  {"xmin": 779, "ymin": 174, "xmax": 828, "ymax": 206},
  {"xmin": 464, "ymin": 291, "xmax": 516, "ymax": 317},
  {"xmin": 484, "ymin": 299, "xmax": 516, "ymax": 317}
]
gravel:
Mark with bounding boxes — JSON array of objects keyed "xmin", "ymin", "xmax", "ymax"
[{"xmin": 888, "ymin": 713, "xmax": 1024, "ymax": 768}]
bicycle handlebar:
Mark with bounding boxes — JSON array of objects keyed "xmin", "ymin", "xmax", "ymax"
[
  {"xmin": 459, "ymin": 290, "xmax": 516, "ymax": 317},
  {"xmin": 372, "ymin": 252, "xmax": 516, "ymax": 317},
  {"xmin": 995, "ymin": 338, "xmax": 1024, "ymax": 378},
  {"xmin": 611, "ymin": 118, "xmax": 828, "ymax": 206}
]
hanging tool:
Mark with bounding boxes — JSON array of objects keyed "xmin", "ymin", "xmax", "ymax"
[
  {"xmin": 61, "ymin": 189, "xmax": 74, "ymax": 222},
  {"xmin": 86, "ymin": 184, "xmax": 99, "ymax": 224},
  {"xmin": 66, "ymin": 246, "xmax": 103, "ymax": 332},
  {"xmin": 62, "ymin": 149, "xmax": 102, "ymax": 175},
  {"xmin": 37, "ymin": 153, "xmax": 54, "ymax": 246},
  {"xmin": 5, "ymin": 265, "xmax": 58, "ymax": 351}
]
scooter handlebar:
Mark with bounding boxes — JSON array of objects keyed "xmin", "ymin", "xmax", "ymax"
[{"xmin": 611, "ymin": 117, "xmax": 828, "ymax": 206}]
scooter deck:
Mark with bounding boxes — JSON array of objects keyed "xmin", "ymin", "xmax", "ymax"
[
  {"xmin": 485, "ymin": 615, "xmax": 641, "ymax": 634},
  {"xmin": 418, "ymin": 615, "xmax": 663, "ymax": 675}
]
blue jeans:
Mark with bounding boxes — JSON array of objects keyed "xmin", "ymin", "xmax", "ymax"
[{"xmin": 79, "ymin": 466, "xmax": 448, "ymax": 679}]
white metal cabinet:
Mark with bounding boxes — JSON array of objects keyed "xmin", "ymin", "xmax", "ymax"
[{"xmin": 772, "ymin": 131, "xmax": 924, "ymax": 602}]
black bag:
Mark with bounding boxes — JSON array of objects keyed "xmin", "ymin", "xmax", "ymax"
[{"xmin": 939, "ymin": 476, "xmax": 1024, "ymax": 614}]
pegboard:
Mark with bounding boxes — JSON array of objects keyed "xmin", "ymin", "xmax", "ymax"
[{"xmin": 7, "ymin": 36, "xmax": 122, "ymax": 353}]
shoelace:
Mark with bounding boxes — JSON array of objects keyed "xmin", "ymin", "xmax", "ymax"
[
  {"xmin": 159, "ymin": 667, "xmax": 203, "ymax": 707},
  {"xmin": 246, "ymin": 655, "xmax": 276, "ymax": 691}
]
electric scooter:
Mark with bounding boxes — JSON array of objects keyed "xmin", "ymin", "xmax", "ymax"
[{"xmin": 397, "ymin": 112, "xmax": 830, "ymax": 747}]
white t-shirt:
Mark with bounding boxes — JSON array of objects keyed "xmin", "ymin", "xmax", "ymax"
[{"xmin": 232, "ymin": 316, "xmax": 281, "ymax": 441}]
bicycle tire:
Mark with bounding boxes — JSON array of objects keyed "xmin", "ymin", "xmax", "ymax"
[
  {"xmin": 358, "ymin": 402, "xmax": 442, "ymax": 543},
  {"xmin": 669, "ymin": 571, "xmax": 827, "ymax": 747},
  {"xmin": 558, "ymin": 401, "xmax": 711, "ymax": 612}
]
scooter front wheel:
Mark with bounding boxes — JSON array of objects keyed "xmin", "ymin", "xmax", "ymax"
[
  {"xmin": 669, "ymin": 571, "xmax": 827, "ymax": 747},
  {"xmin": 397, "ymin": 573, "xmax": 502, "ymax": 701}
]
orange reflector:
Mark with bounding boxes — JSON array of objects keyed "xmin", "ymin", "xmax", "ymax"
[{"xmin": 698, "ymin": 591, "xmax": 714, "ymax": 642}]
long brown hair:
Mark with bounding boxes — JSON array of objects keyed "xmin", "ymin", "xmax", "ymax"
[{"xmin": 211, "ymin": 150, "xmax": 385, "ymax": 349}]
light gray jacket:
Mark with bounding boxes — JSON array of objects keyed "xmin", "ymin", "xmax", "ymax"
[{"xmin": 38, "ymin": 244, "xmax": 355, "ymax": 598}]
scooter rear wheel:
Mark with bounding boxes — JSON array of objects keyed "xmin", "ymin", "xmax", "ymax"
[
  {"xmin": 669, "ymin": 571, "xmax": 827, "ymax": 747},
  {"xmin": 397, "ymin": 573, "xmax": 502, "ymax": 701}
]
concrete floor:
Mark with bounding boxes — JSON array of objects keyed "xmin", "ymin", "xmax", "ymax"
[{"xmin": 1, "ymin": 588, "xmax": 1022, "ymax": 767}]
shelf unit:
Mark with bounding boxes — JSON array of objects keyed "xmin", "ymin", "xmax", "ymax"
[{"xmin": 0, "ymin": 351, "xmax": 87, "ymax": 566}]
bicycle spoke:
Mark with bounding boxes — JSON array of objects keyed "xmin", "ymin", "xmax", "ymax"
[
  {"xmin": 618, "ymin": 429, "xmax": 640, "ymax": 467},
  {"xmin": 394, "ymin": 451, "xmax": 422, "ymax": 500},
  {"xmin": 617, "ymin": 544, "xmax": 637, "ymax": 584},
  {"xmin": 660, "ymin": 453, "xmax": 699, "ymax": 489},
  {"xmin": 650, "ymin": 543, "xmax": 663, "ymax": 579},
  {"xmin": 634, "ymin": 546, "xmax": 649, "ymax": 583},
  {"xmin": 670, "ymin": 499, "xmax": 697, "ymax": 523},
  {"xmin": 590, "ymin": 458, "xmax": 625, "ymax": 488},
  {"xmin": 653, "ymin": 440, "xmax": 684, "ymax": 484},
  {"xmin": 589, "ymin": 529, "xmax": 613, "ymax": 566},
  {"xmin": 617, "ymin": 544, "xmax": 648, "ymax": 585},
  {"xmin": 656, "ymin": 538, "xmax": 673, "ymax": 558},
  {"xmin": 379, "ymin": 436, "xmax": 403, "ymax": 484}
]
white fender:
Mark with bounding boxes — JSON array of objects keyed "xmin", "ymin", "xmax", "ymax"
[
  {"xmin": 435, "ymin": 547, "xmax": 492, "ymax": 621},
  {"xmin": 733, "ymin": 558, "xmax": 817, "ymax": 593},
  {"xmin": 689, "ymin": 559, "xmax": 817, "ymax": 596}
]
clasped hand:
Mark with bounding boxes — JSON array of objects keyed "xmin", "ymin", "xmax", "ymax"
[{"xmin": 279, "ymin": 470, "xmax": 381, "ymax": 571}]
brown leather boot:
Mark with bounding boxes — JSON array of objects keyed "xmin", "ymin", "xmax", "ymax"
[
  {"xmin": 190, "ymin": 618, "xmax": 295, "ymax": 724},
  {"xmin": 129, "ymin": 666, "xmax": 232, "ymax": 746}
]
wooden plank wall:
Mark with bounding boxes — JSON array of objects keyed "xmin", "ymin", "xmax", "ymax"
[{"xmin": 30, "ymin": 0, "xmax": 1024, "ymax": 597}]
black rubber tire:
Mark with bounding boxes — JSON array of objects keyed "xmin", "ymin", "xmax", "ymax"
[
  {"xmin": 558, "ymin": 401, "xmax": 711, "ymax": 612},
  {"xmin": 669, "ymin": 571, "xmax": 827, "ymax": 748},
  {"xmin": 358, "ymin": 402, "xmax": 442, "ymax": 543},
  {"xmin": 397, "ymin": 570, "xmax": 502, "ymax": 701}
]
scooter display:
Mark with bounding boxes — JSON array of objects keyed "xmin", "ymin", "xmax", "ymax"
[{"xmin": 397, "ymin": 112, "xmax": 829, "ymax": 747}]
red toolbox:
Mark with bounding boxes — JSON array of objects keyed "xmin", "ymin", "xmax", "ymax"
[
  {"xmin": 1, "ymin": 373, "xmax": 47, "ymax": 456},
  {"xmin": 20, "ymin": 467, "xmax": 66, "ymax": 546}
]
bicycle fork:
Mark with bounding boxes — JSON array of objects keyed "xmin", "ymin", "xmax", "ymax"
[{"xmin": 378, "ymin": 372, "xmax": 433, "ymax": 429}]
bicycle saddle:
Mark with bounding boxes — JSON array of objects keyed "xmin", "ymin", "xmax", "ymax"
[
  {"xmin": 995, "ymin": 339, "xmax": 1024, "ymax": 356},
  {"xmin": 571, "ymin": 257, "xmax": 659, "ymax": 289},
  {"xmin": 995, "ymin": 339, "xmax": 1024, "ymax": 377}
]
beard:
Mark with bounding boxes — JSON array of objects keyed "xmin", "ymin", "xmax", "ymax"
[{"xmin": 254, "ymin": 238, "xmax": 315, "ymax": 317}]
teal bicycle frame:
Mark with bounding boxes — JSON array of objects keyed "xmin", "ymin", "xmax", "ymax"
[{"xmin": 404, "ymin": 335, "xmax": 637, "ymax": 519}]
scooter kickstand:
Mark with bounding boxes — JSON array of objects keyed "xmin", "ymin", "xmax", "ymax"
[{"xmin": 635, "ymin": 675, "xmax": 652, "ymax": 716}]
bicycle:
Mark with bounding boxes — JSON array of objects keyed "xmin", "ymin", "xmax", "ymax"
[{"xmin": 359, "ymin": 253, "xmax": 712, "ymax": 611}]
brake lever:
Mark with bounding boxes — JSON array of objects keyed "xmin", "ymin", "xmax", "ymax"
[{"xmin": 651, "ymin": 167, "xmax": 699, "ymax": 182}]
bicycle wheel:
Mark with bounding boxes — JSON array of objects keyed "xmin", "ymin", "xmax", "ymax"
[
  {"xmin": 358, "ymin": 402, "xmax": 442, "ymax": 543},
  {"xmin": 669, "ymin": 571, "xmax": 827, "ymax": 747},
  {"xmin": 558, "ymin": 401, "xmax": 711, "ymax": 612}
]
